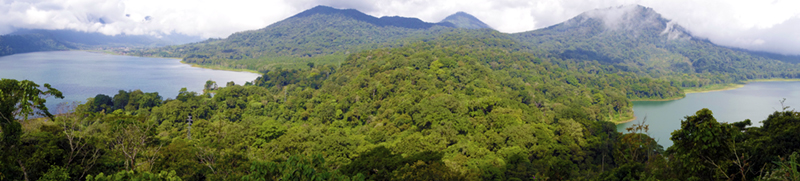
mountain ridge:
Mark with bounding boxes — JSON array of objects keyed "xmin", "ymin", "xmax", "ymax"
[
  {"xmin": 287, "ymin": 5, "xmax": 455, "ymax": 29},
  {"xmin": 513, "ymin": 4, "xmax": 799, "ymax": 77},
  {"xmin": 0, "ymin": 29, "xmax": 203, "ymax": 57},
  {"xmin": 131, "ymin": 5, "xmax": 463, "ymax": 71},
  {"xmin": 129, "ymin": 3, "xmax": 800, "ymax": 85}
]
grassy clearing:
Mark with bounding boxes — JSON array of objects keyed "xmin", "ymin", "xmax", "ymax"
[
  {"xmin": 630, "ymin": 95, "xmax": 686, "ymax": 102},
  {"xmin": 182, "ymin": 61, "xmax": 262, "ymax": 74},
  {"xmin": 683, "ymin": 83, "xmax": 745, "ymax": 94},
  {"xmin": 610, "ymin": 110, "xmax": 637, "ymax": 124}
]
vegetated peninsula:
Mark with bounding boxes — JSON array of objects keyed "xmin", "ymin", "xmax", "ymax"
[{"xmin": 2, "ymin": 4, "xmax": 800, "ymax": 181}]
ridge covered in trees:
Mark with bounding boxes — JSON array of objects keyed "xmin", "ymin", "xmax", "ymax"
[
  {"xmin": 129, "ymin": 6, "xmax": 461, "ymax": 71},
  {"xmin": 129, "ymin": 5, "xmax": 800, "ymax": 92},
  {"xmin": 512, "ymin": 5, "xmax": 800, "ymax": 89}
]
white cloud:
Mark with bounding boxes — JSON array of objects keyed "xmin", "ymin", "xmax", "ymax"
[{"xmin": 0, "ymin": 0, "xmax": 798, "ymax": 55}]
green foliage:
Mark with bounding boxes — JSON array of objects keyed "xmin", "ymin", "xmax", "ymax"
[
  {"xmin": 242, "ymin": 155, "xmax": 341, "ymax": 181},
  {"xmin": 341, "ymin": 146, "xmax": 401, "ymax": 180},
  {"xmin": 668, "ymin": 108, "xmax": 735, "ymax": 180},
  {"xmin": 760, "ymin": 152, "xmax": 800, "ymax": 181},
  {"xmin": 85, "ymin": 90, "xmax": 162, "ymax": 114},
  {"xmin": 0, "ymin": 79, "xmax": 64, "ymax": 181},
  {"xmin": 341, "ymin": 146, "xmax": 463, "ymax": 180},
  {"xmin": 38, "ymin": 166, "xmax": 70, "ymax": 181},
  {"xmin": 0, "ymin": 79, "xmax": 64, "ymax": 122},
  {"xmin": 86, "ymin": 170, "xmax": 182, "ymax": 181}
]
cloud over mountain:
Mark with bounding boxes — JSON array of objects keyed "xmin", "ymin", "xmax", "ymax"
[{"xmin": 0, "ymin": 0, "xmax": 798, "ymax": 55}]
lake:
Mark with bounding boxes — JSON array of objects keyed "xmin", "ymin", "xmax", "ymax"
[
  {"xmin": 617, "ymin": 81, "xmax": 800, "ymax": 148},
  {"xmin": 0, "ymin": 51, "xmax": 261, "ymax": 110}
]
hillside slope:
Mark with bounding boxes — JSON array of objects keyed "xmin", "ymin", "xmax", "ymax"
[
  {"xmin": 0, "ymin": 34, "xmax": 70, "ymax": 56},
  {"xmin": 132, "ymin": 6, "xmax": 461, "ymax": 71},
  {"xmin": 0, "ymin": 29, "xmax": 202, "ymax": 57},
  {"xmin": 513, "ymin": 5, "xmax": 800, "ymax": 87}
]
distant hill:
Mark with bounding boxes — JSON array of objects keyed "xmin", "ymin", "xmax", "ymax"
[
  {"xmin": 0, "ymin": 33, "xmax": 70, "ymax": 56},
  {"xmin": 131, "ymin": 5, "xmax": 462, "ymax": 71},
  {"xmin": 0, "ymin": 29, "xmax": 203, "ymax": 57},
  {"xmin": 290, "ymin": 6, "xmax": 455, "ymax": 29},
  {"xmin": 512, "ymin": 5, "xmax": 800, "ymax": 86},
  {"xmin": 10, "ymin": 29, "xmax": 203, "ymax": 48},
  {"xmin": 440, "ymin": 12, "xmax": 492, "ymax": 29}
]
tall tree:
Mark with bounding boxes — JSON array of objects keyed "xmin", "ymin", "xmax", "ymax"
[
  {"xmin": 0, "ymin": 79, "xmax": 63, "ymax": 180},
  {"xmin": 667, "ymin": 108, "xmax": 735, "ymax": 180}
]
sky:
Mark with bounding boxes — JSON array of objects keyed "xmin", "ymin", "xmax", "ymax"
[{"xmin": 1, "ymin": 0, "xmax": 799, "ymax": 55}]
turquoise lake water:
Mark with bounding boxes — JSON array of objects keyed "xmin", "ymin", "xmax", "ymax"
[
  {"xmin": 0, "ymin": 51, "xmax": 261, "ymax": 109},
  {"xmin": 617, "ymin": 81, "xmax": 800, "ymax": 148}
]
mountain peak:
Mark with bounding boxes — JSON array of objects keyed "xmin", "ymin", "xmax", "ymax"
[
  {"xmin": 574, "ymin": 4, "xmax": 667, "ymax": 32},
  {"xmin": 440, "ymin": 12, "xmax": 492, "ymax": 29},
  {"xmin": 287, "ymin": 5, "xmax": 453, "ymax": 29},
  {"xmin": 290, "ymin": 5, "xmax": 369, "ymax": 19}
]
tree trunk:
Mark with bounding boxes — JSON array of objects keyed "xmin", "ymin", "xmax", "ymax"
[{"xmin": 18, "ymin": 159, "xmax": 29, "ymax": 181}]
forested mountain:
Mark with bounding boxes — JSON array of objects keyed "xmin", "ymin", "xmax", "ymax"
[
  {"xmin": 440, "ymin": 12, "xmax": 493, "ymax": 29},
  {"xmin": 128, "ymin": 5, "xmax": 800, "ymax": 91},
  {"xmin": 0, "ymin": 33, "xmax": 71, "ymax": 56},
  {"xmin": 131, "ymin": 5, "xmax": 462, "ymax": 71},
  {"xmin": 10, "ymin": 29, "xmax": 203, "ymax": 48},
  {"xmin": 0, "ymin": 29, "xmax": 202, "ymax": 56},
  {"xmin": 513, "ymin": 5, "xmax": 800, "ymax": 88}
]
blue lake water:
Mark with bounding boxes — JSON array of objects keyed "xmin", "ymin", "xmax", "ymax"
[
  {"xmin": 617, "ymin": 81, "xmax": 800, "ymax": 148},
  {"xmin": 0, "ymin": 51, "xmax": 261, "ymax": 109}
]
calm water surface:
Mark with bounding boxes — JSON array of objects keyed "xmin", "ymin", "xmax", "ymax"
[
  {"xmin": 0, "ymin": 51, "xmax": 261, "ymax": 109},
  {"xmin": 617, "ymin": 81, "xmax": 800, "ymax": 147}
]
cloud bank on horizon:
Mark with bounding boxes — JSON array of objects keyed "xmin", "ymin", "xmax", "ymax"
[{"xmin": 1, "ymin": 0, "xmax": 798, "ymax": 55}]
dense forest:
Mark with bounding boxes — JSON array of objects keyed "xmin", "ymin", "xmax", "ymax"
[{"xmin": 3, "ymin": 33, "xmax": 799, "ymax": 180}]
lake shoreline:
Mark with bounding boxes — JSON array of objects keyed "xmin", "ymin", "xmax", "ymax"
[
  {"xmin": 0, "ymin": 51, "xmax": 262, "ymax": 109},
  {"xmin": 614, "ymin": 115, "xmax": 637, "ymax": 124},
  {"xmin": 623, "ymin": 79, "xmax": 800, "ymax": 125},
  {"xmin": 181, "ymin": 61, "xmax": 262, "ymax": 74},
  {"xmin": 630, "ymin": 95, "xmax": 686, "ymax": 102},
  {"xmin": 637, "ymin": 78, "xmax": 800, "ymax": 102},
  {"xmin": 76, "ymin": 50, "xmax": 263, "ymax": 75}
]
